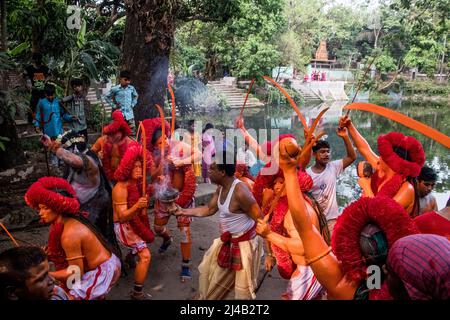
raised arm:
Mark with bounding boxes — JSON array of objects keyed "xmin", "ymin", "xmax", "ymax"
[
  {"xmin": 176, "ymin": 187, "xmax": 220, "ymax": 217},
  {"xmin": 337, "ymin": 127, "xmax": 357, "ymax": 169},
  {"xmin": 41, "ymin": 136, "xmax": 84, "ymax": 169},
  {"xmin": 340, "ymin": 116, "xmax": 379, "ymax": 168},
  {"xmin": 281, "ymin": 154, "xmax": 357, "ymax": 300},
  {"xmin": 235, "ymin": 116, "xmax": 270, "ymax": 163}
]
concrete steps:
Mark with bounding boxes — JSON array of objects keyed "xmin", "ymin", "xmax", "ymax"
[
  {"xmin": 207, "ymin": 81, "xmax": 264, "ymax": 109},
  {"xmin": 290, "ymin": 80, "xmax": 323, "ymax": 101}
]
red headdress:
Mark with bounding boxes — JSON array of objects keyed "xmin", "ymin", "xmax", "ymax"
[
  {"xmin": 114, "ymin": 144, "xmax": 155, "ymax": 243},
  {"xmin": 377, "ymin": 132, "xmax": 425, "ymax": 178},
  {"xmin": 142, "ymin": 118, "xmax": 171, "ymax": 153},
  {"xmin": 332, "ymin": 196, "xmax": 419, "ymax": 285},
  {"xmin": 103, "ymin": 110, "xmax": 132, "ymax": 137},
  {"xmin": 24, "ymin": 177, "xmax": 81, "ymax": 271},
  {"xmin": 25, "ymin": 177, "xmax": 80, "ymax": 215},
  {"xmin": 114, "ymin": 144, "xmax": 152, "ymax": 182}
]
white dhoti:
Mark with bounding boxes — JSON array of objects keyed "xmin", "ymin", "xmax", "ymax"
[
  {"xmin": 198, "ymin": 235, "xmax": 263, "ymax": 300},
  {"xmin": 114, "ymin": 222, "xmax": 147, "ymax": 254},
  {"xmin": 69, "ymin": 254, "xmax": 121, "ymax": 300},
  {"xmin": 283, "ymin": 265, "xmax": 324, "ymax": 300}
]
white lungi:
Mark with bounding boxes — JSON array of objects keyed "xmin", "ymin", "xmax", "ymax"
[
  {"xmin": 69, "ymin": 254, "xmax": 121, "ymax": 300},
  {"xmin": 283, "ymin": 265, "xmax": 324, "ymax": 300},
  {"xmin": 114, "ymin": 222, "xmax": 147, "ymax": 254}
]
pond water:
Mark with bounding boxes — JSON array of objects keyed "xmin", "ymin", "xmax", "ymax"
[{"xmin": 178, "ymin": 98, "xmax": 449, "ymax": 210}]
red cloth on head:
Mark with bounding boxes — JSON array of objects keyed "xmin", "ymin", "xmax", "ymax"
[
  {"xmin": 387, "ymin": 234, "xmax": 450, "ymax": 300},
  {"xmin": 217, "ymin": 225, "xmax": 256, "ymax": 270}
]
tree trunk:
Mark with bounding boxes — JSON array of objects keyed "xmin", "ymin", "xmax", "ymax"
[
  {"xmin": 121, "ymin": 1, "xmax": 176, "ymax": 121},
  {"xmin": 31, "ymin": 0, "xmax": 45, "ymax": 53},
  {"xmin": 0, "ymin": 91, "xmax": 25, "ymax": 170},
  {"xmin": 0, "ymin": 0, "xmax": 6, "ymax": 52}
]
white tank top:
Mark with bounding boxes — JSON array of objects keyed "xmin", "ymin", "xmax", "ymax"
[{"xmin": 218, "ymin": 178, "xmax": 255, "ymax": 234}]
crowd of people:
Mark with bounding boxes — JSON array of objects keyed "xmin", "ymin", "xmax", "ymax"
[{"xmin": 0, "ymin": 65, "xmax": 449, "ymax": 301}]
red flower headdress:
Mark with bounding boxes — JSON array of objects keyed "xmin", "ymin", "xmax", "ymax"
[
  {"xmin": 332, "ymin": 196, "xmax": 419, "ymax": 283},
  {"xmin": 24, "ymin": 177, "xmax": 81, "ymax": 271},
  {"xmin": 377, "ymin": 132, "xmax": 425, "ymax": 178},
  {"xmin": 103, "ymin": 110, "xmax": 132, "ymax": 137},
  {"xmin": 142, "ymin": 118, "xmax": 171, "ymax": 153},
  {"xmin": 25, "ymin": 177, "xmax": 80, "ymax": 215},
  {"xmin": 114, "ymin": 144, "xmax": 152, "ymax": 182}
]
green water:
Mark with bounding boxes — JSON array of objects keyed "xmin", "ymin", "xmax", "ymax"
[{"xmin": 179, "ymin": 99, "xmax": 449, "ymax": 209}]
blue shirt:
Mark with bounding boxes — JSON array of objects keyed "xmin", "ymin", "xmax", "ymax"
[
  {"xmin": 250, "ymin": 159, "xmax": 266, "ymax": 177},
  {"xmin": 33, "ymin": 98, "xmax": 73, "ymax": 138},
  {"xmin": 104, "ymin": 84, "xmax": 138, "ymax": 121}
]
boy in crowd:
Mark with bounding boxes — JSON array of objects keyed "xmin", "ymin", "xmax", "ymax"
[
  {"xmin": 61, "ymin": 78, "xmax": 89, "ymax": 140},
  {"xmin": 23, "ymin": 52, "xmax": 52, "ymax": 124},
  {"xmin": 306, "ymin": 126, "xmax": 356, "ymax": 235},
  {"xmin": 416, "ymin": 166, "xmax": 438, "ymax": 214},
  {"xmin": 0, "ymin": 246, "xmax": 69, "ymax": 300},
  {"xmin": 34, "ymin": 84, "xmax": 75, "ymax": 165},
  {"xmin": 104, "ymin": 70, "xmax": 138, "ymax": 136}
]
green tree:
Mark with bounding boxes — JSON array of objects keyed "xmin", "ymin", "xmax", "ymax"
[
  {"xmin": 120, "ymin": 0, "xmax": 240, "ymax": 121},
  {"xmin": 172, "ymin": 1, "xmax": 285, "ymax": 79}
]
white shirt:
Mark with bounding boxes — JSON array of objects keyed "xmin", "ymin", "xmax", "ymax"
[
  {"xmin": 218, "ymin": 179, "xmax": 255, "ymax": 234},
  {"xmin": 237, "ymin": 147, "xmax": 257, "ymax": 167},
  {"xmin": 306, "ymin": 160, "xmax": 343, "ymax": 220}
]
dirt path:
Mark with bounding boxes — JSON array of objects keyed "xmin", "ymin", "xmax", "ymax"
[{"xmin": 0, "ymin": 212, "xmax": 288, "ymax": 300}]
